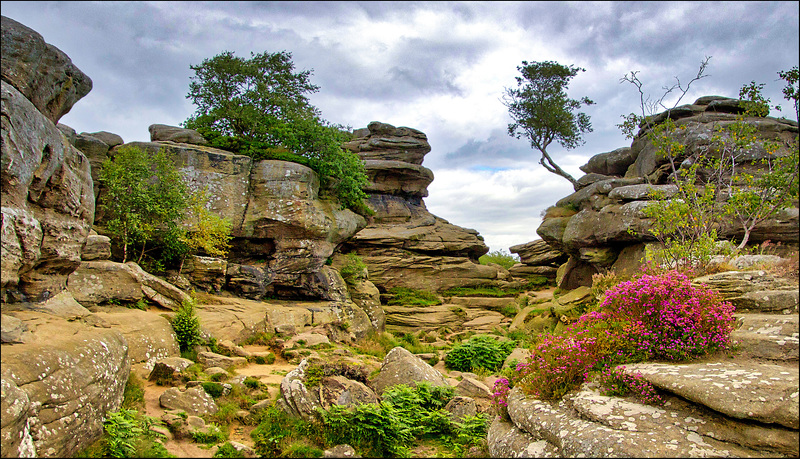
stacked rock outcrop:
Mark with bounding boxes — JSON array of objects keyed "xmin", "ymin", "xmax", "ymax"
[
  {"xmin": 342, "ymin": 122, "xmax": 501, "ymax": 291},
  {"xmin": 525, "ymin": 97, "xmax": 799, "ymax": 289},
  {"xmin": 1, "ymin": 16, "xmax": 95, "ymax": 303}
]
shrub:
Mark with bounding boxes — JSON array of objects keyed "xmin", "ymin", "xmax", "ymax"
[
  {"xmin": 243, "ymin": 377, "xmax": 262, "ymax": 390},
  {"xmin": 444, "ymin": 335, "xmax": 515, "ymax": 373},
  {"xmin": 339, "ymin": 253, "xmax": 367, "ymax": 285},
  {"xmin": 316, "ymin": 402, "xmax": 413, "ymax": 457},
  {"xmin": 201, "ymin": 382, "xmax": 225, "ymax": 398},
  {"xmin": 601, "ymin": 271, "xmax": 735, "ymax": 361},
  {"xmin": 479, "ymin": 250, "xmax": 519, "ymax": 269},
  {"xmin": 172, "ymin": 300, "xmax": 201, "ymax": 352},
  {"xmin": 100, "ymin": 409, "xmax": 169, "ymax": 458}
]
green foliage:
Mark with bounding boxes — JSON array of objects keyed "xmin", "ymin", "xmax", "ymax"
[
  {"xmin": 183, "ymin": 50, "xmax": 369, "ymax": 212},
  {"xmin": 177, "ymin": 189, "xmax": 232, "ymax": 270},
  {"xmin": 213, "ymin": 443, "xmax": 245, "ymax": 458},
  {"xmin": 172, "ymin": 300, "xmax": 202, "ymax": 352},
  {"xmin": 339, "ymin": 253, "xmax": 367, "ymax": 285},
  {"xmin": 121, "ymin": 373, "xmax": 145, "ymax": 411},
  {"xmin": 479, "ymin": 250, "xmax": 519, "ymax": 269},
  {"xmin": 190, "ymin": 423, "xmax": 226, "ymax": 444},
  {"xmin": 201, "ymin": 382, "xmax": 225, "ymax": 398},
  {"xmin": 316, "ymin": 402, "xmax": 413, "ymax": 457},
  {"xmin": 444, "ymin": 335, "xmax": 515, "ymax": 373},
  {"xmin": 100, "ymin": 409, "xmax": 170, "ymax": 458},
  {"xmin": 503, "ymin": 60, "xmax": 594, "ymax": 188},
  {"xmin": 99, "ymin": 146, "xmax": 189, "ymax": 264},
  {"xmin": 386, "ymin": 287, "xmax": 442, "ymax": 306},
  {"xmin": 778, "ymin": 66, "xmax": 799, "ymax": 121},
  {"xmin": 251, "ymin": 403, "xmax": 314, "ymax": 457},
  {"xmin": 243, "ymin": 376, "xmax": 262, "ymax": 390}
]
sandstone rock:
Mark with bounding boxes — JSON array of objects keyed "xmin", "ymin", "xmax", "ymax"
[
  {"xmin": 455, "ymin": 377, "xmax": 492, "ymax": 399},
  {"xmin": 182, "ymin": 255, "xmax": 227, "ymax": 293},
  {"xmin": 445, "ymin": 396, "xmax": 477, "ymax": 423},
  {"xmin": 56, "ymin": 123, "xmax": 76, "ymax": 145},
  {"xmin": 197, "ymin": 351, "xmax": 247, "ymax": 370},
  {"xmin": 148, "ymin": 124, "xmax": 208, "ymax": 145},
  {"xmin": 90, "ymin": 307, "xmax": 179, "ymax": 369},
  {"xmin": 383, "ymin": 304, "xmax": 462, "ymax": 333},
  {"xmin": 503, "ymin": 383, "xmax": 797, "ymax": 458},
  {"xmin": 579, "ymin": 147, "xmax": 637, "ymax": 177},
  {"xmin": 85, "ymin": 131, "xmax": 123, "ymax": 148},
  {"xmin": 324, "ymin": 444, "xmax": 360, "ymax": 458},
  {"xmin": 731, "ymin": 313, "xmax": 799, "ymax": 362},
  {"xmin": 607, "ymin": 183, "xmax": 678, "ymax": 201},
  {"xmin": 318, "ymin": 375, "xmax": 379, "ymax": 409},
  {"xmin": 279, "ymin": 359, "xmax": 322, "ymax": 420},
  {"xmin": 2, "ymin": 290, "xmax": 92, "ymax": 321},
  {"xmin": 488, "ymin": 417, "xmax": 559, "ymax": 458},
  {"xmin": 508, "ymin": 263, "xmax": 559, "ymax": 278},
  {"xmin": 560, "ymin": 204, "xmax": 655, "ymax": 252},
  {"xmin": 623, "ymin": 361, "xmax": 799, "ymax": 429},
  {"xmin": 692, "ymin": 270, "xmax": 799, "ymax": 313},
  {"xmin": 362, "ymin": 160, "xmax": 434, "ymax": 197},
  {"xmin": 1, "ymin": 314, "xmax": 28, "ymax": 344},
  {"xmin": 67, "ymin": 260, "xmax": 190, "ymax": 309},
  {"xmin": 509, "ymin": 239, "xmax": 567, "ymax": 266},
  {"xmin": 343, "ymin": 121, "xmax": 431, "ymax": 165},
  {"xmin": 225, "ymin": 263, "xmax": 269, "ymax": 299},
  {"xmin": 2, "ymin": 80, "xmax": 94, "ymax": 302},
  {"xmin": 1, "ymin": 315, "xmax": 129, "ymax": 458},
  {"xmin": 80, "ymin": 234, "xmax": 111, "ymax": 261},
  {"xmin": 285, "ymin": 332, "xmax": 331, "ymax": 349},
  {"xmin": 346, "ymin": 278, "xmax": 385, "ymax": 331},
  {"xmin": 159, "ymin": 386, "xmax": 218, "ymax": 417},
  {"xmin": 577, "ymin": 246, "xmax": 618, "ymax": 265},
  {"xmin": 148, "ymin": 357, "xmax": 195, "ymax": 384},
  {"xmin": 1, "ymin": 16, "xmax": 92, "ymax": 124},
  {"xmin": 370, "ymin": 346, "xmax": 449, "ymax": 395},
  {"xmin": 556, "ymin": 256, "xmax": 600, "ymax": 290}
]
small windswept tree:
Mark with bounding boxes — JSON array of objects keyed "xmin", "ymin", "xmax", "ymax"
[{"xmin": 503, "ymin": 61, "xmax": 594, "ymax": 190}]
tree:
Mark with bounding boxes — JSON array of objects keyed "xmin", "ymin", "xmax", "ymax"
[
  {"xmin": 503, "ymin": 61, "xmax": 595, "ymax": 190},
  {"xmin": 177, "ymin": 189, "xmax": 233, "ymax": 273},
  {"xmin": 98, "ymin": 146, "xmax": 189, "ymax": 263},
  {"xmin": 778, "ymin": 66, "xmax": 799, "ymax": 121},
  {"xmin": 183, "ymin": 50, "xmax": 369, "ymax": 212}
]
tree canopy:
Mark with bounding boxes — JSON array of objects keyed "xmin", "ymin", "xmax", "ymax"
[
  {"xmin": 183, "ymin": 50, "xmax": 369, "ymax": 213},
  {"xmin": 503, "ymin": 60, "xmax": 594, "ymax": 190}
]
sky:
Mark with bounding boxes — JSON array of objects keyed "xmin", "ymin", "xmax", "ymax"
[{"xmin": 3, "ymin": 1, "xmax": 798, "ymax": 254}]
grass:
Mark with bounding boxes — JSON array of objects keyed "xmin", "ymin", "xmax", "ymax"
[{"xmin": 386, "ymin": 288, "xmax": 442, "ymax": 306}]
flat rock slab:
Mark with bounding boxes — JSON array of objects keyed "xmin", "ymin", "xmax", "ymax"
[
  {"xmin": 623, "ymin": 361, "xmax": 799, "ymax": 429},
  {"xmin": 731, "ymin": 313, "xmax": 799, "ymax": 361},
  {"xmin": 505, "ymin": 384, "xmax": 796, "ymax": 457}
]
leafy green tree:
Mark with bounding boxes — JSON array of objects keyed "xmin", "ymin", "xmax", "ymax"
[
  {"xmin": 177, "ymin": 189, "xmax": 233, "ymax": 273},
  {"xmin": 778, "ymin": 66, "xmax": 799, "ymax": 121},
  {"xmin": 503, "ymin": 61, "xmax": 595, "ymax": 190},
  {"xmin": 99, "ymin": 146, "xmax": 189, "ymax": 263},
  {"xmin": 183, "ymin": 50, "xmax": 369, "ymax": 212}
]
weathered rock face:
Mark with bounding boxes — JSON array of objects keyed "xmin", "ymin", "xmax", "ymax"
[
  {"xmin": 0, "ymin": 16, "xmax": 92, "ymax": 124},
  {"xmin": 1, "ymin": 313, "xmax": 129, "ymax": 458},
  {"xmin": 343, "ymin": 122, "xmax": 500, "ymax": 292},
  {"xmin": 523, "ymin": 97, "xmax": 799, "ymax": 289},
  {"xmin": 1, "ymin": 17, "xmax": 95, "ymax": 303}
]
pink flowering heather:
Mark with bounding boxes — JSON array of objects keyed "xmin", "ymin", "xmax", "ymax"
[
  {"xmin": 600, "ymin": 271, "xmax": 736, "ymax": 361},
  {"xmin": 491, "ymin": 377, "xmax": 511, "ymax": 413},
  {"xmin": 597, "ymin": 366, "xmax": 663, "ymax": 405}
]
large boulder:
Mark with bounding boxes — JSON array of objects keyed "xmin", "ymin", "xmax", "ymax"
[
  {"xmin": 342, "ymin": 121, "xmax": 431, "ymax": 165},
  {"xmin": 0, "ymin": 16, "xmax": 92, "ymax": 124},
  {"xmin": 89, "ymin": 307, "xmax": 179, "ymax": 370},
  {"xmin": 1, "ymin": 313, "xmax": 129, "ymax": 458},
  {"xmin": 370, "ymin": 346, "xmax": 449, "ymax": 395},
  {"xmin": 67, "ymin": 260, "xmax": 190, "ymax": 310},
  {"xmin": 2, "ymin": 77, "xmax": 94, "ymax": 303},
  {"xmin": 148, "ymin": 124, "xmax": 208, "ymax": 145},
  {"xmin": 159, "ymin": 386, "xmax": 218, "ymax": 417}
]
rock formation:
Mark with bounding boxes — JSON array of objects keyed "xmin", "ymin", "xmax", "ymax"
[
  {"xmin": 342, "ymin": 121, "xmax": 501, "ymax": 292},
  {"xmin": 522, "ymin": 97, "xmax": 799, "ymax": 289},
  {"xmin": 1, "ymin": 16, "xmax": 95, "ymax": 303}
]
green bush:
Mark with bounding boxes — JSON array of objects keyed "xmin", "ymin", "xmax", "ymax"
[
  {"xmin": 243, "ymin": 377, "xmax": 262, "ymax": 390},
  {"xmin": 444, "ymin": 335, "xmax": 515, "ymax": 373},
  {"xmin": 316, "ymin": 402, "xmax": 413, "ymax": 457},
  {"xmin": 339, "ymin": 253, "xmax": 367, "ymax": 285},
  {"xmin": 201, "ymin": 382, "xmax": 225, "ymax": 398},
  {"xmin": 100, "ymin": 409, "xmax": 170, "ymax": 458},
  {"xmin": 172, "ymin": 300, "xmax": 201, "ymax": 352},
  {"xmin": 479, "ymin": 250, "xmax": 519, "ymax": 269}
]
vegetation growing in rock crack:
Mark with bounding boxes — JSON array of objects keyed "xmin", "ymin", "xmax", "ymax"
[{"xmin": 183, "ymin": 50, "xmax": 370, "ymax": 213}]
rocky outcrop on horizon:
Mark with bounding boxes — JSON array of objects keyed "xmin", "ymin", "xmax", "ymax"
[
  {"xmin": 521, "ymin": 97, "xmax": 799, "ymax": 289},
  {"xmin": 342, "ymin": 122, "xmax": 503, "ymax": 292}
]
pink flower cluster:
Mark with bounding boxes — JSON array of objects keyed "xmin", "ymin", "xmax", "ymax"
[
  {"xmin": 491, "ymin": 378, "xmax": 511, "ymax": 409},
  {"xmin": 600, "ymin": 271, "xmax": 735, "ymax": 360}
]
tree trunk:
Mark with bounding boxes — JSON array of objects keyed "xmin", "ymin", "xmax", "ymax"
[
  {"xmin": 737, "ymin": 229, "xmax": 752, "ymax": 250},
  {"xmin": 539, "ymin": 149, "xmax": 580, "ymax": 190}
]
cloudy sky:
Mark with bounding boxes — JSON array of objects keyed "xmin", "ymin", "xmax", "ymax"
[{"xmin": 4, "ymin": 1, "xmax": 798, "ymax": 253}]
